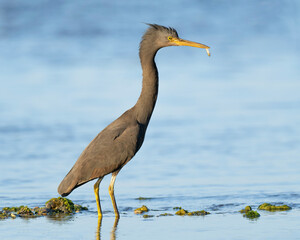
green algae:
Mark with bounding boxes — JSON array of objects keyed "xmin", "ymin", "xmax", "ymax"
[
  {"xmin": 143, "ymin": 214, "xmax": 154, "ymax": 218},
  {"xmin": 2, "ymin": 206, "xmax": 23, "ymax": 212},
  {"xmin": 187, "ymin": 210, "xmax": 210, "ymax": 216},
  {"xmin": 46, "ymin": 197, "xmax": 75, "ymax": 214},
  {"xmin": 240, "ymin": 206, "xmax": 252, "ymax": 213},
  {"xmin": 134, "ymin": 205, "xmax": 149, "ymax": 214},
  {"xmin": 243, "ymin": 210, "xmax": 260, "ymax": 219},
  {"xmin": 173, "ymin": 207, "xmax": 182, "ymax": 210},
  {"xmin": 175, "ymin": 209, "xmax": 187, "ymax": 215},
  {"xmin": 1, "ymin": 209, "xmax": 21, "ymax": 219},
  {"xmin": 258, "ymin": 203, "xmax": 291, "ymax": 211},
  {"xmin": 0, "ymin": 211, "xmax": 10, "ymax": 219},
  {"xmin": 157, "ymin": 213, "xmax": 173, "ymax": 217},
  {"xmin": 175, "ymin": 208, "xmax": 210, "ymax": 216},
  {"xmin": 33, "ymin": 207, "xmax": 49, "ymax": 216},
  {"xmin": 240, "ymin": 206, "xmax": 259, "ymax": 219},
  {"xmin": 17, "ymin": 206, "xmax": 34, "ymax": 217},
  {"xmin": 1, "ymin": 197, "xmax": 88, "ymax": 220},
  {"xmin": 135, "ymin": 197, "xmax": 152, "ymax": 200},
  {"xmin": 74, "ymin": 204, "xmax": 88, "ymax": 212},
  {"xmin": 0, "ymin": 206, "xmax": 27, "ymax": 219}
]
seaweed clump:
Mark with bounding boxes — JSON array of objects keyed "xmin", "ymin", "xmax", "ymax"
[
  {"xmin": 135, "ymin": 197, "xmax": 152, "ymax": 200},
  {"xmin": 134, "ymin": 205, "xmax": 149, "ymax": 214},
  {"xmin": 33, "ymin": 207, "xmax": 49, "ymax": 216},
  {"xmin": 175, "ymin": 208, "xmax": 210, "ymax": 216},
  {"xmin": 46, "ymin": 197, "xmax": 75, "ymax": 214},
  {"xmin": 187, "ymin": 210, "xmax": 210, "ymax": 216},
  {"xmin": 74, "ymin": 204, "xmax": 88, "ymax": 212},
  {"xmin": 157, "ymin": 213, "xmax": 173, "ymax": 217},
  {"xmin": 143, "ymin": 214, "xmax": 154, "ymax": 218},
  {"xmin": 243, "ymin": 210, "xmax": 260, "ymax": 219},
  {"xmin": 2, "ymin": 206, "xmax": 23, "ymax": 212},
  {"xmin": 17, "ymin": 206, "xmax": 34, "ymax": 217},
  {"xmin": 173, "ymin": 207, "xmax": 182, "ymax": 210},
  {"xmin": 1, "ymin": 206, "xmax": 21, "ymax": 219},
  {"xmin": 1, "ymin": 197, "xmax": 88, "ymax": 219},
  {"xmin": 175, "ymin": 208, "xmax": 188, "ymax": 215},
  {"xmin": 239, "ymin": 206, "xmax": 252, "ymax": 213},
  {"xmin": 1, "ymin": 206, "xmax": 34, "ymax": 218},
  {"xmin": 258, "ymin": 203, "xmax": 291, "ymax": 211},
  {"xmin": 0, "ymin": 211, "xmax": 10, "ymax": 219}
]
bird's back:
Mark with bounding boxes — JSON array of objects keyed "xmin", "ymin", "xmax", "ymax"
[{"xmin": 58, "ymin": 107, "xmax": 146, "ymax": 196}]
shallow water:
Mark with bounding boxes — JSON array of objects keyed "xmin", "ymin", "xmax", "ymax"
[{"xmin": 1, "ymin": 0, "xmax": 300, "ymax": 239}]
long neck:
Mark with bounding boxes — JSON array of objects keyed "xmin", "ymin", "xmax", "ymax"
[{"xmin": 134, "ymin": 46, "xmax": 159, "ymax": 125}]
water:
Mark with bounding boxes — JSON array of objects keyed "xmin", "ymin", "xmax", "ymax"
[{"xmin": 0, "ymin": 0, "xmax": 300, "ymax": 239}]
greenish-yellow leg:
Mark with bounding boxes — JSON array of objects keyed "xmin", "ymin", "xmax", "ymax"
[
  {"xmin": 94, "ymin": 177, "xmax": 103, "ymax": 218},
  {"xmin": 109, "ymin": 170, "xmax": 120, "ymax": 218}
]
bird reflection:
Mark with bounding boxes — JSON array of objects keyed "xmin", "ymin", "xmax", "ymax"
[
  {"xmin": 110, "ymin": 217, "xmax": 119, "ymax": 240},
  {"xmin": 96, "ymin": 216, "xmax": 119, "ymax": 240}
]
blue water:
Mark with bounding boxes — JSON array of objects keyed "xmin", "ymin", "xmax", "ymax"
[{"xmin": 1, "ymin": 0, "xmax": 300, "ymax": 239}]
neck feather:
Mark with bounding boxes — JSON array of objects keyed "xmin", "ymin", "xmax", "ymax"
[{"xmin": 134, "ymin": 41, "xmax": 159, "ymax": 125}]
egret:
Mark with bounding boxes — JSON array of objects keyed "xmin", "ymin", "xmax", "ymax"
[{"xmin": 58, "ymin": 24, "xmax": 210, "ymax": 218}]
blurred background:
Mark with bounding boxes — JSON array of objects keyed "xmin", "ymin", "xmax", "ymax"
[{"xmin": 0, "ymin": 0, "xmax": 299, "ymax": 239}]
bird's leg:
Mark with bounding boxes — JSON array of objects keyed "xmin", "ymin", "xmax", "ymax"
[
  {"xmin": 94, "ymin": 177, "xmax": 103, "ymax": 218},
  {"xmin": 108, "ymin": 170, "xmax": 120, "ymax": 218}
]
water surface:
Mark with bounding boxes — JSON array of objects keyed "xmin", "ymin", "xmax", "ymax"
[{"xmin": 0, "ymin": 0, "xmax": 300, "ymax": 239}]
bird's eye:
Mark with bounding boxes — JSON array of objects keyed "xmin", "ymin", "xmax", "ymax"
[{"xmin": 168, "ymin": 36, "xmax": 173, "ymax": 41}]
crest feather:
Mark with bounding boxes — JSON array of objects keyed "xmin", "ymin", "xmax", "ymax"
[{"xmin": 145, "ymin": 23, "xmax": 179, "ymax": 37}]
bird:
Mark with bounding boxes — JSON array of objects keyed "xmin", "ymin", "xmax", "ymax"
[{"xmin": 58, "ymin": 24, "xmax": 210, "ymax": 218}]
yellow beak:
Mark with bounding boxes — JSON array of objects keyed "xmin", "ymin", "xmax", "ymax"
[{"xmin": 172, "ymin": 38, "xmax": 210, "ymax": 56}]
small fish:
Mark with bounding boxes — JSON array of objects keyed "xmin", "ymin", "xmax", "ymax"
[{"xmin": 206, "ymin": 48, "xmax": 211, "ymax": 57}]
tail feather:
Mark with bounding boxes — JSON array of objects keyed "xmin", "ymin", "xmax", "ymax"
[{"xmin": 57, "ymin": 170, "xmax": 78, "ymax": 197}]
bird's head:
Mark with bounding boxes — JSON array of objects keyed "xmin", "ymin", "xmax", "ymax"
[{"xmin": 142, "ymin": 24, "xmax": 210, "ymax": 56}]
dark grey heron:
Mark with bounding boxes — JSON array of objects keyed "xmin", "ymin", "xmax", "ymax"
[{"xmin": 58, "ymin": 24, "xmax": 210, "ymax": 218}]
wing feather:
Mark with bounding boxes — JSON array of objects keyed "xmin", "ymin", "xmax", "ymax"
[{"xmin": 58, "ymin": 109, "xmax": 142, "ymax": 196}]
